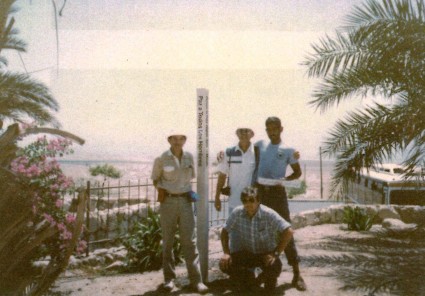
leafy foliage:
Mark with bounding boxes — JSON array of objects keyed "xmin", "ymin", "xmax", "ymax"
[
  {"xmin": 343, "ymin": 206, "xmax": 374, "ymax": 231},
  {"xmin": 0, "ymin": 0, "xmax": 26, "ymax": 67},
  {"xmin": 122, "ymin": 208, "xmax": 182, "ymax": 272},
  {"xmin": 302, "ymin": 226, "xmax": 425, "ymax": 295},
  {"xmin": 89, "ymin": 164, "xmax": 122, "ymax": 180},
  {"xmin": 0, "ymin": 124, "xmax": 86, "ymax": 296},
  {"xmin": 0, "ymin": 0, "xmax": 60, "ymax": 128},
  {"xmin": 287, "ymin": 180, "xmax": 308, "ymax": 199},
  {"xmin": 303, "ymin": 0, "xmax": 425, "ymax": 198}
]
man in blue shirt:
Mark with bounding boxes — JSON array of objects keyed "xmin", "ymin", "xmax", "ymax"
[
  {"xmin": 219, "ymin": 186, "xmax": 294, "ymax": 292},
  {"xmin": 254, "ymin": 116, "xmax": 306, "ymax": 291}
]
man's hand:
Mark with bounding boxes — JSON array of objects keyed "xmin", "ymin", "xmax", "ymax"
[
  {"xmin": 294, "ymin": 151, "xmax": 300, "ymax": 160},
  {"xmin": 219, "ymin": 254, "xmax": 232, "ymax": 272},
  {"xmin": 262, "ymin": 253, "xmax": 277, "ymax": 267},
  {"xmin": 217, "ymin": 150, "xmax": 224, "ymax": 162},
  {"xmin": 215, "ymin": 198, "xmax": 222, "ymax": 211}
]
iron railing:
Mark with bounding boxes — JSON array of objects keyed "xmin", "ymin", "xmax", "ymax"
[{"xmin": 80, "ymin": 176, "xmax": 228, "ymax": 251}]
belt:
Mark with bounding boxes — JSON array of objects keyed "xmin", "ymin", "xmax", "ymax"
[
  {"xmin": 166, "ymin": 192, "xmax": 190, "ymax": 197},
  {"xmin": 256, "ymin": 183, "xmax": 283, "ymax": 191}
]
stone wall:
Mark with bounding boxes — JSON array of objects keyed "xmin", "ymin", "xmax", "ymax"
[
  {"xmin": 66, "ymin": 204, "xmax": 425, "ymax": 271},
  {"xmin": 291, "ymin": 204, "xmax": 425, "ymax": 229}
]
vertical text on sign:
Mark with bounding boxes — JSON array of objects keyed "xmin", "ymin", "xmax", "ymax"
[{"xmin": 197, "ymin": 94, "xmax": 208, "ymax": 167}]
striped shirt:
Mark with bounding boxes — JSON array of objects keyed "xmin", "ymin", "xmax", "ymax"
[{"xmin": 224, "ymin": 204, "xmax": 291, "ymax": 254}]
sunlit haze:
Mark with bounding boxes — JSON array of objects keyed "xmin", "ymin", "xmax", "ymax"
[{"xmin": 7, "ymin": 0, "xmax": 367, "ymax": 161}]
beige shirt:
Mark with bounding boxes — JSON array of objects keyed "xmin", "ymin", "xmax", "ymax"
[{"xmin": 151, "ymin": 149, "xmax": 195, "ymax": 194}]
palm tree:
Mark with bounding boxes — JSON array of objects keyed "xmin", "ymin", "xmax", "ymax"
[
  {"xmin": 303, "ymin": 0, "xmax": 425, "ymax": 198},
  {"xmin": 0, "ymin": 0, "xmax": 26, "ymax": 67},
  {"xmin": 0, "ymin": 0, "xmax": 60, "ymax": 129}
]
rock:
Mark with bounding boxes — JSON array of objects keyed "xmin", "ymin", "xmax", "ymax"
[
  {"xmin": 377, "ymin": 206, "xmax": 400, "ymax": 220},
  {"xmin": 105, "ymin": 261, "xmax": 125, "ymax": 271},
  {"xmin": 68, "ymin": 256, "xmax": 81, "ymax": 268},
  {"xmin": 329, "ymin": 205, "xmax": 345, "ymax": 223},
  {"xmin": 104, "ymin": 253, "xmax": 115, "ymax": 264},
  {"xmin": 291, "ymin": 214, "xmax": 306, "ymax": 229},
  {"xmin": 93, "ymin": 248, "xmax": 109, "ymax": 256},
  {"xmin": 82, "ymin": 254, "xmax": 99, "ymax": 266},
  {"xmin": 382, "ymin": 218, "xmax": 417, "ymax": 232},
  {"xmin": 303, "ymin": 210, "xmax": 320, "ymax": 226},
  {"xmin": 398, "ymin": 206, "xmax": 425, "ymax": 224},
  {"xmin": 33, "ymin": 260, "xmax": 49, "ymax": 270},
  {"xmin": 113, "ymin": 249, "xmax": 127, "ymax": 260},
  {"xmin": 318, "ymin": 208, "xmax": 332, "ymax": 224}
]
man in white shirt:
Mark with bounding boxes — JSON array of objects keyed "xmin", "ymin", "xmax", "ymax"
[{"xmin": 214, "ymin": 127, "xmax": 256, "ymax": 215}]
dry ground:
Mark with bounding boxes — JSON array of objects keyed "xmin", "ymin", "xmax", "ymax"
[{"xmin": 53, "ymin": 224, "xmax": 396, "ymax": 296}]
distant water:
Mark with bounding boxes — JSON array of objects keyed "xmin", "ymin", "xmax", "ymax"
[{"xmin": 59, "ymin": 159, "xmax": 335, "ymax": 200}]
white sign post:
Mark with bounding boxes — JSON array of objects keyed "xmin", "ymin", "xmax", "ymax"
[{"xmin": 196, "ymin": 88, "xmax": 209, "ymax": 282}]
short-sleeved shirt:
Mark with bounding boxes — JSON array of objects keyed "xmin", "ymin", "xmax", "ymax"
[
  {"xmin": 224, "ymin": 204, "xmax": 291, "ymax": 254},
  {"xmin": 151, "ymin": 149, "xmax": 195, "ymax": 194},
  {"xmin": 255, "ymin": 140, "xmax": 298, "ymax": 181},
  {"xmin": 216, "ymin": 144, "xmax": 256, "ymax": 209}
]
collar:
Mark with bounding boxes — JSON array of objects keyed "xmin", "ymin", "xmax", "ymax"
[
  {"xmin": 236, "ymin": 142, "xmax": 253, "ymax": 154},
  {"xmin": 166, "ymin": 149, "xmax": 188, "ymax": 158},
  {"xmin": 242, "ymin": 204, "xmax": 263, "ymax": 219}
]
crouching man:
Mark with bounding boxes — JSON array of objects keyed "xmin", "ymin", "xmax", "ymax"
[{"xmin": 219, "ymin": 186, "xmax": 294, "ymax": 292}]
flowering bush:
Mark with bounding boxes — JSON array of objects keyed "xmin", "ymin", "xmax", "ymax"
[{"xmin": 10, "ymin": 136, "xmax": 87, "ymax": 256}]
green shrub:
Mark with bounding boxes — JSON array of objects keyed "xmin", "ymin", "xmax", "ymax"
[
  {"xmin": 343, "ymin": 206, "xmax": 374, "ymax": 231},
  {"xmin": 287, "ymin": 180, "xmax": 307, "ymax": 199},
  {"xmin": 122, "ymin": 208, "xmax": 182, "ymax": 272},
  {"xmin": 89, "ymin": 164, "xmax": 122, "ymax": 179}
]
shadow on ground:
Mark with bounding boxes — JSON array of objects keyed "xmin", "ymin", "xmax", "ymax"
[{"xmin": 131, "ymin": 278, "xmax": 293, "ymax": 295}]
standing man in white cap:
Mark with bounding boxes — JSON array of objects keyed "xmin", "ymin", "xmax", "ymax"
[
  {"xmin": 151, "ymin": 131, "xmax": 208, "ymax": 294},
  {"xmin": 214, "ymin": 127, "xmax": 257, "ymax": 215}
]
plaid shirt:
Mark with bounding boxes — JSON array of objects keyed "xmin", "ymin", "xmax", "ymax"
[{"xmin": 224, "ymin": 204, "xmax": 291, "ymax": 254}]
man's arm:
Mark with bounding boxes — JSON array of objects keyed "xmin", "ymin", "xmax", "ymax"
[
  {"xmin": 214, "ymin": 173, "xmax": 227, "ymax": 211},
  {"xmin": 286, "ymin": 162, "xmax": 302, "ymax": 180},
  {"xmin": 151, "ymin": 157, "xmax": 162, "ymax": 187},
  {"xmin": 262, "ymin": 227, "xmax": 294, "ymax": 266},
  {"xmin": 275, "ymin": 227, "xmax": 294, "ymax": 254},
  {"xmin": 219, "ymin": 228, "xmax": 232, "ymax": 271}
]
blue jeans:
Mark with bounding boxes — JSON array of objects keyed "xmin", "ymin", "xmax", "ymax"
[
  {"xmin": 257, "ymin": 185, "xmax": 300, "ymax": 266},
  {"xmin": 160, "ymin": 196, "xmax": 202, "ymax": 284}
]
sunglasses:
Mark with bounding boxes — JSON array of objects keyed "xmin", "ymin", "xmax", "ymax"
[{"xmin": 242, "ymin": 197, "xmax": 256, "ymax": 204}]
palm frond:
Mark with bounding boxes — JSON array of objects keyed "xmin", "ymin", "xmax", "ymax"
[
  {"xmin": 0, "ymin": 72, "xmax": 60, "ymax": 127},
  {"xmin": 303, "ymin": 32, "xmax": 366, "ymax": 78},
  {"xmin": 308, "ymin": 69, "xmax": 388, "ymax": 112},
  {"xmin": 302, "ymin": 229, "xmax": 425, "ymax": 294},
  {"xmin": 322, "ymin": 96, "xmax": 425, "ymax": 198},
  {"xmin": 344, "ymin": 0, "xmax": 425, "ymax": 29}
]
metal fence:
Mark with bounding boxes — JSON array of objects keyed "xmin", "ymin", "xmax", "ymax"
[{"xmin": 81, "ymin": 176, "xmax": 228, "ymax": 251}]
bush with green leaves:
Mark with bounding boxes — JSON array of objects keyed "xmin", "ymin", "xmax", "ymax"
[
  {"xmin": 343, "ymin": 206, "xmax": 374, "ymax": 231},
  {"xmin": 89, "ymin": 164, "xmax": 122, "ymax": 180},
  {"xmin": 287, "ymin": 180, "xmax": 307, "ymax": 199},
  {"xmin": 122, "ymin": 208, "xmax": 182, "ymax": 272}
]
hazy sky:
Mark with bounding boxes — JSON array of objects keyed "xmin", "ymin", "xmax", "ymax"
[{"xmin": 7, "ymin": 0, "xmax": 367, "ymax": 161}]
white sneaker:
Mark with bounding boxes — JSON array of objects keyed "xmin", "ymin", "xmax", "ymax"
[
  {"xmin": 163, "ymin": 280, "xmax": 175, "ymax": 292},
  {"xmin": 194, "ymin": 282, "xmax": 209, "ymax": 294}
]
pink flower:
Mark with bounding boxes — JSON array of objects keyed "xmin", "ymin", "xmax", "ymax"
[
  {"xmin": 43, "ymin": 213, "xmax": 56, "ymax": 226},
  {"xmin": 55, "ymin": 199, "xmax": 64, "ymax": 208},
  {"xmin": 66, "ymin": 214, "xmax": 76, "ymax": 224},
  {"xmin": 57, "ymin": 222, "xmax": 66, "ymax": 231},
  {"xmin": 62, "ymin": 230, "xmax": 72, "ymax": 240}
]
